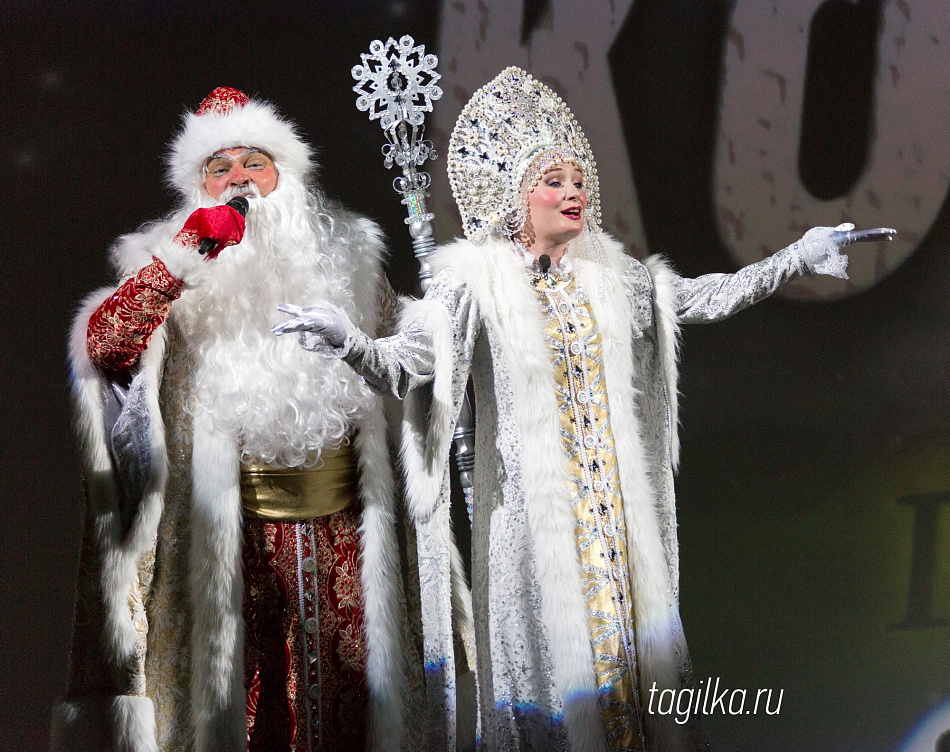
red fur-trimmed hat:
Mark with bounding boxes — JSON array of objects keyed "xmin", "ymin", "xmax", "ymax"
[{"xmin": 167, "ymin": 86, "xmax": 314, "ymax": 201}]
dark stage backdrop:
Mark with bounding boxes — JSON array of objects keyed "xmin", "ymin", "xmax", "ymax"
[{"xmin": 2, "ymin": 2, "xmax": 947, "ymax": 750}]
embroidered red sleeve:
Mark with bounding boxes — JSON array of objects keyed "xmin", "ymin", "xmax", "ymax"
[{"xmin": 86, "ymin": 256, "xmax": 184, "ymax": 375}]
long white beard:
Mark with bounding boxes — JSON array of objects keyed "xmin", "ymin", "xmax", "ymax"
[{"xmin": 172, "ymin": 177, "xmax": 377, "ymax": 468}]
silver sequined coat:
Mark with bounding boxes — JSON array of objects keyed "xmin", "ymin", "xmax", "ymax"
[{"xmin": 343, "ymin": 232, "xmax": 811, "ymax": 752}]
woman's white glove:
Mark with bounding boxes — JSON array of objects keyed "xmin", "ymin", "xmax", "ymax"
[
  {"xmin": 272, "ymin": 302, "xmax": 358, "ymax": 355},
  {"xmin": 797, "ymin": 223, "xmax": 896, "ymax": 279}
]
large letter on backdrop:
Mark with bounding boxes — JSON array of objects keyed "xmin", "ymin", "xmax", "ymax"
[
  {"xmin": 715, "ymin": 2, "xmax": 950, "ymax": 300},
  {"xmin": 434, "ymin": 0, "xmax": 649, "ymax": 253}
]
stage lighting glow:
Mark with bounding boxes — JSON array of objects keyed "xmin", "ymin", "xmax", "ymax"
[{"xmin": 897, "ymin": 698, "xmax": 950, "ymax": 752}]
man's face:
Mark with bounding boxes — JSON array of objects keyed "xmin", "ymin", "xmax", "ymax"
[{"xmin": 204, "ymin": 147, "xmax": 278, "ymax": 200}]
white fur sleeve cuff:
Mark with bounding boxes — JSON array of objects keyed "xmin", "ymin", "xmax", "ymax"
[{"xmin": 152, "ymin": 236, "xmax": 213, "ymax": 286}]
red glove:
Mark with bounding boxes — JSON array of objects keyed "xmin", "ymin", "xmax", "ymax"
[{"xmin": 174, "ymin": 204, "xmax": 246, "ymax": 259}]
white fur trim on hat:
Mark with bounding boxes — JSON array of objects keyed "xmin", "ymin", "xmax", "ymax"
[{"xmin": 166, "ymin": 98, "xmax": 314, "ymax": 202}]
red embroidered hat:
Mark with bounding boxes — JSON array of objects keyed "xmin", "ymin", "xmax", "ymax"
[{"xmin": 195, "ymin": 86, "xmax": 251, "ymax": 116}]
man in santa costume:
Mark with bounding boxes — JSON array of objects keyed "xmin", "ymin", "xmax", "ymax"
[{"xmin": 52, "ymin": 87, "xmax": 417, "ymax": 752}]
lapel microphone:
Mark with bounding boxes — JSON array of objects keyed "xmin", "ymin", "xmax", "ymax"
[{"xmin": 539, "ymin": 254, "xmax": 551, "ymax": 275}]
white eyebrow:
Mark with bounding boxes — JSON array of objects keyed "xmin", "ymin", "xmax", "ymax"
[{"xmin": 208, "ymin": 147, "xmax": 261, "ymax": 161}]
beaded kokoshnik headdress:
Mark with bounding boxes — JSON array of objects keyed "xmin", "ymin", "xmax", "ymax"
[{"xmin": 447, "ymin": 67, "xmax": 602, "ymax": 242}]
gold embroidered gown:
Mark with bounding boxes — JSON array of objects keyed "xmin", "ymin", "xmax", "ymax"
[{"xmin": 534, "ymin": 271, "xmax": 647, "ymax": 752}]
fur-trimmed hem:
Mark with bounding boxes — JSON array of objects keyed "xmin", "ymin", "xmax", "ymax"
[
  {"xmin": 106, "ymin": 220, "xmax": 214, "ymax": 287},
  {"xmin": 583, "ymin": 243, "xmax": 685, "ymax": 706},
  {"xmin": 187, "ymin": 412, "xmax": 245, "ymax": 751},
  {"xmin": 69, "ymin": 286, "xmax": 169, "ymax": 662},
  {"xmin": 50, "ymin": 696, "xmax": 158, "ymax": 752},
  {"xmin": 396, "ymin": 292, "xmax": 477, "ymax": 689},
  {"xmin": 434, "ymin": 235, "xmax": 606, "ymax": 751},
  {"xmin": 151, "ymin": 236, "xmax": 212, "ymax": 286}
]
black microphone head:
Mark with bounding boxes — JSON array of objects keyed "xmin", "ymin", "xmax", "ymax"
[
  {"xmin": 539, "ymin": 254, "xmax": 551, "ymax": 273},
  {"xmin": 198, "ymin": 197, "xmax": 251, "ymax": 254},
  {"xmin": 226, "ymin": 196, "xmax": 250, "ymax": 217}
]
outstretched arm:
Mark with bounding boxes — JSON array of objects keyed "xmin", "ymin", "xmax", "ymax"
[
  {"xmin": 273, "ymin": 302, "xmax": 436, "ymax": 399},
  {"xmin": 675, "ymin": 224, "xmax": 895, "ymax": 323}
]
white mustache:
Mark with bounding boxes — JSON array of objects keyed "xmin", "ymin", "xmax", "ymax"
[{"xmin": 221, "ymin": 183, "xmax": 262, "ymax": 202}]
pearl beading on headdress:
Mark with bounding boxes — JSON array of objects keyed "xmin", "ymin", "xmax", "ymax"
[{"xmin": 447, "ymin": 67, "xmax": 601, "ymax": 242}]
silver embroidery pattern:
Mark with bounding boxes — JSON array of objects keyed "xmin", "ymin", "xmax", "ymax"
[
  {"xmin": 475, "ymin": 316, "xmax": 568, "ymax": 751},
  {"xmin": 334, "ymin": 240, "xmax": 809, "ymax": 750},
  {"xmin": 344, "ymin": 321, "xmax": 436, "ymax": 399},
  {"xmin": 673, "ymin": 245, "xmax": 805, "ymax": 322}
]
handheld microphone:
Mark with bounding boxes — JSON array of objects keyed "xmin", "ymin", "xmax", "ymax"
[
  {"xmin": 539, "ymin": 254, "xmax": 551, "ymax": 275},
  {"xmin": 198, "ymin": 196, "xmax": 250, "ymax": 255}
]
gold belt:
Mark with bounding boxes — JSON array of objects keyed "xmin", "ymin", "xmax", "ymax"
[{"xmin": 240, "ymin": 444, "xmax": 358, "ymax": 521}]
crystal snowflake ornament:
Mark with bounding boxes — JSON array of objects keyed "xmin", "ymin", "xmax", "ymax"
[
  {"xmin": 352, "ymin": 35, "xmax": 442, "ymax": 224},
  {"xmin": 352, "ymin": 35, "xmax": 442, "ymax": 131}
]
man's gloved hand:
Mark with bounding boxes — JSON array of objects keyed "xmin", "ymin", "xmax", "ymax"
[
  {"xmin": 174, "ymin": 204, "xmax": 247, "ymax": 259},
  {"xmin": 272, "ymin": 302, "xmax": 357, "ymax": 353},
  {"xmin": 797, "ymin": 223, "xmax": 897, "ymax": 279}
]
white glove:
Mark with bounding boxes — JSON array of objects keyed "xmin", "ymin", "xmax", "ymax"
[
  {"xmin": 272, "ymin": 302, "xmax": 357, "ymax": 353},
  {"xmin": 797, "ymin": 223, "xmax": 896, "ymax": 279}
]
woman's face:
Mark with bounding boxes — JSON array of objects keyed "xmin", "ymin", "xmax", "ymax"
[{"xmin": 520, "ymin": 162, "xmax": 588, "ymax": 252}]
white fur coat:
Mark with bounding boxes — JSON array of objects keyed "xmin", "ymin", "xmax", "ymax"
[
  {"xmin": 52, "ymin": 215, "xmax": 410, "ymax": 752},
  {"xmin": 397, "ymin": 233, "xmax": 707, "ymax": 751}
]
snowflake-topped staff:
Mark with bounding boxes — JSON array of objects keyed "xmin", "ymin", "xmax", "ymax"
[
  {"xmin": 352, "ymin": 35, "xmax": 476, "ymax": 519},
  {"xmin": 352, "ymin": 35, "xmax": 442, "ymax": 288}
]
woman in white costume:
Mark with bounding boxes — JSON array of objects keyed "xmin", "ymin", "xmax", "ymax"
[{"xmin": 275, "ymin": 68, "xmax": 893, "ymax": 752}]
